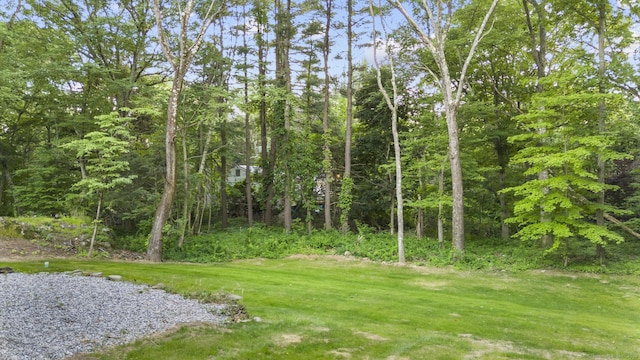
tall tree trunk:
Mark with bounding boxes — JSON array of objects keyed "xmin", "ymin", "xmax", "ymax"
[
  {"xmin": 340, "ymin": 0, "xmax": 354, "ymax": 234},
  {"xmin": 266, "ymin": 130, "xmax": 277, "ymax": 225},
  {"xmin": 178, "ymin": 127, "xmax": 189, "ymax": 248},
  {"xmin": 148, "ymin": 80, "xmax": 181, "ymax": 262},
  {"xmin": 444, "ymin": 87, "xmax": 464, "ymax": 256},
  {"xmin": 322, "ymin": 0, "xmax": 333, "ymax": 230},
  {"xmin": 257, "ymin": 6, "xmax": 271, "ymax": 225},
  {"xmin": 596, "ymin": 1, "xmax": 606, "ymax": 262},
  {"xmin": 147, "ymin": 0, "xmax": 220, "ymax": 262},
  {"xmin": 523, "ymin": 0, "xmax": 551, "ymax": 248},
  {"xmin": 275, "ymin": 0, "xmax": 293, "ymax": 231},
  {"xmin": 371, "ymin": 1, "xmax": 404, "ymax": 262},
  {"xmin": 242, "ymin": 3, "xmax": 254, "ymax": 227},
  {"xmin": 438, "ymin": 162, "xmax": 445, "ymax": 248},
  {"xmin": 417, "ymin": 168, "xmax": 424, "ymax": 239},
  {"xmin": 490, "ymin": 61, "xmax": 511, "ymax": 240},
  {"xmin": 221, "ymin": 120, "xmax": 228, "ymax": 229},
  {"xmin": 88, "ymin": 192, "xmax": 103, "ymax": 257},
  {"xmin": 390, "ymin": 188, "xmax": 395, "ymax": 235},
  {"xmin": 417, "ymin": 195, "xmax": 424, "ymax": 239},
  {"xmin": 192, "ymin": 123, "xmax": 213, "ymax": 235},
  {"xmin": 391, "ymin": 0, "xmax": 499, "ymax": 260},
  {"xmin": 499, "ymin": 168, "xmax": 510, "ymax": 239}
]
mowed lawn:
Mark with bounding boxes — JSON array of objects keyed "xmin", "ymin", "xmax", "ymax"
[{"xmin": 4, "ymin": 256, "xmax": 640, "ymax": 359}]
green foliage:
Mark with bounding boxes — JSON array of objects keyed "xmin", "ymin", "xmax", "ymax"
[
  {"xmin": 61, "ymin": 112, "xmax": 137, "ymax": 208},
  {"xmin": 503, "ymin": 70, "xmax": 630, "ymax": 254},
  {"xmin": 12, "ymin": 146, "xmax": 79, "ymax": 216},
  {"xmin": 0, "ymin": 215, "xmax": 93, "ymax": 241},
  {"xmin": 337, "ymin": 175, "xmax": 353, "ymax": 228}
]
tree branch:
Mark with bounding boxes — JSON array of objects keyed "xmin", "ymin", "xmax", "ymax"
[
  {"xmin": 455, "ymin": 0, "xmax": 500, "ymax": 104},
  {"xmin": 0, "ymin": 0, "xmax": 22, "ymax": 52}
]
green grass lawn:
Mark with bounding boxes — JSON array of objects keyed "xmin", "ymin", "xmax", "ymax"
[{"xmin": 3, "ymin": 257, "xmax": 640, "ymax": 359}]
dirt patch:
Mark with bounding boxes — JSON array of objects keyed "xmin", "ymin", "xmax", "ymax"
[
  {"xmin": 327, "ymin": 349, "xmax": 354, "ymax": 358},
  {"xmin": 412, "ymin": 279, "xmax": 449, "ymax": 290},
  {"xmin": 459, "ymin": 334, "xmax": 596, "ymax": 360},
  {"xmin": 311, "ymin": 326, "xmax": 331, "ymax": 332},
  {"xmin": 286, "ymin": 254, "xmax": 366, "ymax": 262},
  {"xmin": 0, "ymin": 237, "xmax": 70, "ymax": 259},
  {"xmin": 275, "ymin": 334, "xmax": 302, "ymax": 346},
  {"xmin": 353, "ymin": 330, "xmax": 388, "ymax": 341},
  {"xmin": 0, "ymin": 237, "xmax": 144, "ymax": 261}
]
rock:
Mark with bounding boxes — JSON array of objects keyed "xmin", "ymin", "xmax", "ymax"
[
  {"xmin": 151, "ymin": 283, "xmax": 166, "ymax": 290},
  {"xmin": 68, "ymin": 270, "xmax": 83, "ymax": 276},
  {"xmin": 97, "ymin": 242, "xmax": 112, "ymax": 249},
  {"xmin": 88, "ymin": 272, "xmax": 103, "ymax": 277},
  {"xmin": 344, "ymin": 251, "xmax": 351, "ymax": 257},
  {"xmin": 253, "ymin": 317, "xmax": 262, "ymax": 322},
  {"xmin": 107, "ymin": 275, "xmax": 122, "ymax": 281},
  {"xmin": 0, "ymin": 267, "xmax": 14, "ymax": 274},
  {"xmin": 226, "ymin": 294, "xmax": 243, "ymax": 301}
]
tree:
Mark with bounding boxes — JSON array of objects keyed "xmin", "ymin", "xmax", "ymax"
[
  {"xmin": 61, "ymin": 112, "xmax": 136, "ymax": 256},
  {"xmin": 558, "ymin": 0, "xmax": 636, "ymax": 260},
  {"xmin": 238, "ymin": 2, "xmax": 254, "ymax": 226},
  {"xmin": 370, "ymin": 0, "xmax": 405, "ymax": 263},
  {"xmin": 339, "ymin": 0, "xmax": 355, "ymax": 234},
  {"xmin": 522, "ymin": 0, "xmax": 553, "ymax": 247},
  {"xmin": 147, "ymin": 0, "xmax": 224, "ymax": 262},
  {"xmin": 296, "ymin": 11, "xmax": 325, "ymax": 233},
  {"xmin": 503, "ymin": 68, "xmax": 629, "ymax": 264},
  {"xmin": 274, "ymin": 0, "xmax": 294, "ymax": 231},
  {"xmin": 322, "ymin": 0, "xmax": 334, "ymax": 230},
  {"xmin": 1, "ymin": 4, "xmax": 78, "ymax": 216},
  {"xmin": 254, "ymin": 0, "xmax": 273, "ymax": 225},
  {"xmin": 389, "ymin": 0, "xmax": 499, "ymax": 257}
]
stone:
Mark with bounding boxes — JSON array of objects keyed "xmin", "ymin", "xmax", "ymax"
[
  {"xmin": 88, "ymin": 272, "xmax": 103, "ymax": 277},
  {"xmin": 0, "ymin": 267, "xmax": 14, "ymax": 274},
  {"xmin": 107, "ymin": 275, "xmax": 122, "ymax": 281},
  {"xmin": 97, "ymin": 242, "xmax": 112, "ymax": 249},
  {"xmin": 226, "ymin": 294, "xmax": 243, "ymax": 301}
]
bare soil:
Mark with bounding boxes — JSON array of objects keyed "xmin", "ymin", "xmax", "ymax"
[{"xmin": 0, "ymin": 236, "xmax": 144, "ymax": 261}]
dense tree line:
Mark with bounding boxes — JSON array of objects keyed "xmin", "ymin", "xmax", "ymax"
[{"xmin": 1, "ymin": 0, "xmax": 639, "ymax": 263}]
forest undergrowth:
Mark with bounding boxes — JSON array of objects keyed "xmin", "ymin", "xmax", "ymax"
[{"xmin": 112, "ymin": 220, "xmax": 640, "ymax": 275}]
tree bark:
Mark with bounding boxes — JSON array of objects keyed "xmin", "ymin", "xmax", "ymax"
[
  {"xmin": 371, "ymin": 1, "xmax": 404, "ymax": 262},
  {"xmin": 221, "ymin": 123, "xmax": 228, "ymax": 229},
  {"xmin": 499, "ymin": 169, "xmax": 510, "ymax": 239},
  {"xmin": 178, "ymin": 126, "xmax": 189, "ymax": 248},
  {"xmin": 147, "ymin": 82, "xmax": 181, "ymax": 262},
  {"xmin": 391, "ymin": 0, "xmax": 499, "ymax": 259},
  {"xmin": 275, "ymin": 0, "xmax": 293, "ymax": 232},
  {"xmin": 340, "ymin": 0, "xmax": 354, "ymax": 234},
  {"xmin": 147, "ymin": 0, "xmax": 220, "ymax": 262},
  {"xmin": 257, "ymin": 5, "xmax": 271, "ymax": 224},
  {"xmin": 523, "ymin": 0, "xmax": 551, "ymax": 248},
  {"xmin": 438, "ymin": 162, "xmax": 445, "ymax": 248},
  {"xmin": 242, "ymin": 3, "xmax": 254, "ymax": 227},
  {"xmin": 596, "ymin": 1, "xmax": 606, "ymax": 262},
  {"xmin": 322, "ymin": 0, "xmax": 333, "ymax": 230},
  {"xmin": 88, "ymin": 192, "xmax": 103, "ymax": 257},
  {"xmin": 443, "ymin": 84, "xmax": 465, "ymax": 255}
]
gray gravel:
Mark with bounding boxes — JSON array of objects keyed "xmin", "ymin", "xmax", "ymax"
[{"xmin": 0, "ymin": 272, "xmax": 230, "ymax": 360}]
